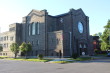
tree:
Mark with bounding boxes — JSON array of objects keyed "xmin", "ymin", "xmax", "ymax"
[
  {"xmin": 100, "ymin": 42, "xmax": 107, "ymax": 51},
  {"xmin": 101, "ymin": 20, "xmax": 110, "ymax": 51},
  {"xmin": 93, "ymin": 32, "xmax": 102, "ymax": 37},
  {"xmin": 93, "ymin": 32, "xmax": 102, "ymax": 41},
  {"xmin": 0, "ymin": 46, "xmax": 3, "ymax": 52},
  {"xmin": 19, "ymin": 42, "xmax": 32, "ymax": 58},
  {"xmin": 93, "ymin": 33, "xmax": 98, "ymax": 36},
  {"xmin": 10, "ymin": 43, "xmax": 19, "ymax": 58}
]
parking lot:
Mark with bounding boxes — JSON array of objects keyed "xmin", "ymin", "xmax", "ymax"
[{"xmin": 0, "ymin": 58, "xmax": 110, "ymax": 73}]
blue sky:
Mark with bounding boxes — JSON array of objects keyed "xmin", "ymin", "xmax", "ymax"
[{"xmin": 0, "ymin": 0, "xmax": 110, "ymax": 35}]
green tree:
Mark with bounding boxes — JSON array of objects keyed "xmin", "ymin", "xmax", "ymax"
[
  {"xmin": 93, "ymin": 32, "xmax": 102, "ymax": 41},
  {"xmin": 101, "ymin": 20, "xmax": 110, "ymax": 51},
  {"xmin": 0, "ymin": 46, "xmax": 3, "ymax": 52},
  {"xmin": 93, "ymin": 32, "xmax": 102, "ymax": 37},
  {"xmin": 100, "ymin": 42, "xmax": 107, "ymax": 51},
  {"xmin": 19, "ymin": 42, "xmax": 32, "ymax": 58},
  {"xmin": 10, "ymin": 43, "xmax": 19, "ymax": 58},
  {"xmin": 93, "ymin": 33, "xmax": 98, "ymax": 36},
  {"xmin": 98, "ymin": 32, "xmax": 102, "ymax": 38}
]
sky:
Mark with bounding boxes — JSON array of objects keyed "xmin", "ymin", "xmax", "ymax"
[{"xmin": 0, "ymin": 0, "xmax": 110, "ymax": 35}]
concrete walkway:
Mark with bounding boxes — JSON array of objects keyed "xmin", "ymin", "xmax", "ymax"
[{"xmin": 48, "ymin": 58, "xmax": 74, "ymax": 63}]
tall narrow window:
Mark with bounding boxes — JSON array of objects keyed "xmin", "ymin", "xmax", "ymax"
[
  {"xmin": 36, "ymin": 40, "xmax": 39, "ymax": 45},
  {"xmin": 10, "ymin": 37, "xmax": 14, "ymax": 41},
  {"xmin": 4, "ymin": 36, "xmax": 6, "ymax": 41},
  {"xmin": 7, "ymin": 36, "xmax": 8, "ymax": 40},
  {"xmin": 32, "ymin": 23, "xmax": 36, "ymax": 35},
  {"xmin": 32, "ymin": 41, "xmax": 33, "ymax": 45},
  {"xmin": 28, "ymin": 24, "xmax": 31, "ymax": 36},
  {"xmin": 36, "ymin": 22, "xmax": 39, "ymax": 34}
]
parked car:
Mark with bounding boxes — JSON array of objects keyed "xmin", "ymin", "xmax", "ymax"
[
  {"xmin": 107, "ymin": 53, "xmax": 110, "ymax": 57},
  {"xmin": 107, "ymin": 50, "xmax": 110, "ymax": 57}
]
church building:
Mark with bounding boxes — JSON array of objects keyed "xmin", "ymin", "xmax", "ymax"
[{"xmin": 0, "ymin": 8, "xmax": 94, "ymax": 57}]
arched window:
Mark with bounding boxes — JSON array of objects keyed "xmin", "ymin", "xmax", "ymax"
[
  {"xmin": 31, "ymin": 22, "xmax": 40, "ymax": 35},
  {"xmin": 79, "ymin": 44, "xmax": 82, "ymax": 48},
  {"xmin": 32, "ymin": 23, "xmax": 36, "ymax": 35}
]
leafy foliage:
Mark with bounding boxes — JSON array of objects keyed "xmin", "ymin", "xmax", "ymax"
[
  {"xmin": 19, "ymin": 42, "xmax": 28, "ymax": 52},
  {"xmin": 0, "ymin": 46, "xmax": 3, "ymax": 52},
  {"xmin": 19, "ymin": 42, "xmax": 32, "ymax": 58},
  {"xmin": 10, "ymin": 43, "xmax": 19, "ymax": 58},
  {"xmin": 37, "ymin": 54, "xmax": 43, "ymax": 60},
  {"xmin": 72, "ymin": 53, "xmax": 79, "ymax": 59},
  {"xmin": 100, "ymin": 41, "xmax": 108, "ymax": 51},
  {"xmin": 93, "ymin": 32, "xmax": 102, "ymax": 37},
  {"xmin": 101, "ymin": 20, "xmax": 110, "ymax": 51}
]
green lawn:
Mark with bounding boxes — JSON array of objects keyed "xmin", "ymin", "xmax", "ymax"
[
  {"xmin": 6, "ymin": 58, "xmax": 51, "ymax": 62},
  {"xmin": 70, "ymin": 57, "xmax": 94, "ymax": 61},
  {"xmin": 0, "ymin": 56, "xmax": 8, "ymax": 59},
  {"xmin": 0, "ymin": 56, "xmax": 94, "ymax": 63},
  {"xmin": 94, "ymin": 54, "xmax": 107, "ymax": 56}
]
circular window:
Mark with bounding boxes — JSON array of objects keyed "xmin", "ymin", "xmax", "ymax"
[{"xmin": 78, "ymin": 22, "xmax": 83, "ymax": 33}]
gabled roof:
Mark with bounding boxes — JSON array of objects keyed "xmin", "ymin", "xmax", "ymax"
[
  {"xmin": 27, "ymin": 9, "xmax": 40, "ymax": 16},
  {"xmin": 27, "ymin": 9, "xmax": 47, "ymax": 16},
  {"xmin": 76, "ymin": 8, "xmax": 86, "ymax": 16}
]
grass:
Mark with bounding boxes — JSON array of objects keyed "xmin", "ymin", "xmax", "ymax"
[
  {"xmin": 94, "ymin": 54, "xmax": 107, "ymax": 56},
  {"xmin": 0, "ymin": 56, "xmax": 94, "ymax": 63},
  {"xmin": 6, "ymin": 58, "xmax": 51, "ymax": 62},
  {"xmin": 70, "ymin": 57, "xmax": 94, "ymax": 61},
  {"xmin": 0, "ymin": 56, "xmax": 8, "ymax": 59}
]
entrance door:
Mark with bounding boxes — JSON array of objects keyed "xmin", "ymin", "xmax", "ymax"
[
  {"xmin": 59, "ymin": 50, "xmax": 62, "ymax": 58},
  {"xmin": 79, "ymin": 44, "xmax": 82, "ymax": 55},
  {"xmin": 79, "ymin": 44, "xmax": 86, "ymax": 56},
  {"xmin": 83, "ymin": 44, "xmax": 87, "ymax": 55}
]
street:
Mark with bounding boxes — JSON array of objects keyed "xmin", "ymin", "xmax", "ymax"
[{"xmin": 0, "ymin": 58, "xmax": 110, "ymax": 73}]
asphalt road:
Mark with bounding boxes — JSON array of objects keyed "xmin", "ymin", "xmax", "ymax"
[{"xmin": 0, "ymin": 58, "xmax": 110, "ymax": 73}]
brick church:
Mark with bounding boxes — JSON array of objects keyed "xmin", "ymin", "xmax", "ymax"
[{"xmin": 0, "ymin": 8, "xmax": 94, "ymax": 57}]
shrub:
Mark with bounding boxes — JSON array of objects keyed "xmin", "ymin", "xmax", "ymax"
[
  {"xmin": 37, "ymin": 54, "xmax": 43, "ymax": 60},
  {"xmin": 94, "ymin": 49, "xmax": 100, "ymax": 54},
  {"xmin": 72, "ymin": 53, "xmax": 78, "ymax": 59}
]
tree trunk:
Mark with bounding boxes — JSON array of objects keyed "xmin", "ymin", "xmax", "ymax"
[
  {"xmin": 14, "ymin": 53, "xmax": 17, "ymax": 59},
  {"xmin": 25, "ymin": 51, "xmax": 27, "ymax": 59}
]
